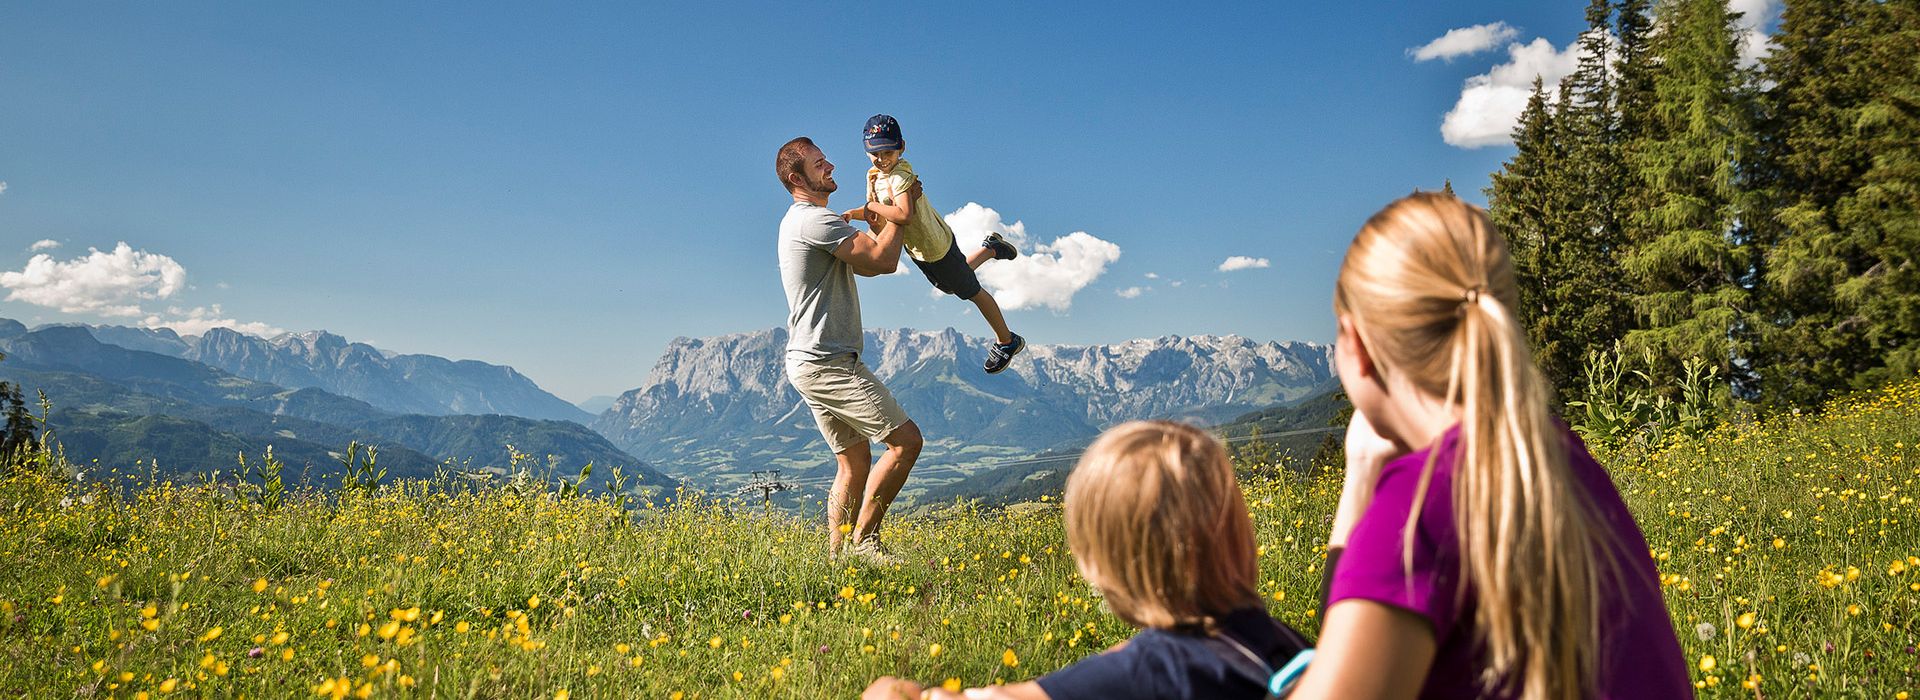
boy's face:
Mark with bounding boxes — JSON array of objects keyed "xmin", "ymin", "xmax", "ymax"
[{"xmin": 867, "ymin": 149, "xmax": 901, "ymax": 172}]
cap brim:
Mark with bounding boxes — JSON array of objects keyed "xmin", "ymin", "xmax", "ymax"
[{"xmin": 864, "ymin": 139, "xmax": 903, "ymax": 153}]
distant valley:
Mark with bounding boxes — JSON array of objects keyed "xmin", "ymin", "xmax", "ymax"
[{"xmin": 3, "ymin": 317, "xmax": 1339, "ymax": 507}]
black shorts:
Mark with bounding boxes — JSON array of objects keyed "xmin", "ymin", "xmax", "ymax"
[{"xmin": 911, "ymin": 242, "xmax": 982, "ymax": 301}]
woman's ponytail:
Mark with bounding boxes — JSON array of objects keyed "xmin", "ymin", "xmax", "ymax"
[{"xmin": 1338, "ymin": 193, "xmax": 1620, "ymax": 700}]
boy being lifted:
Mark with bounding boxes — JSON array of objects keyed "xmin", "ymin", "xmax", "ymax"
[{"xmin": 842, "ymin": 114, "xmax": 1027, "ymax": 374}]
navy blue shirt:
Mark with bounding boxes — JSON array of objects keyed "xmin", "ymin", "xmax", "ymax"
[{"xmin": 1036, "ymin": 608, "xmax": 1304, "ymax": 700}]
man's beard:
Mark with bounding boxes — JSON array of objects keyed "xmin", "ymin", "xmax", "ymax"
[{"xmin": 805, "ymin": 173, "xmax": 837, "ymax": 194}]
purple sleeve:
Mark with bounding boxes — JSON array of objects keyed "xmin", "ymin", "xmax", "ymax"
[{"xmin": 1324, "ymin": 457, "xmax": 1462, "ymax": 636}]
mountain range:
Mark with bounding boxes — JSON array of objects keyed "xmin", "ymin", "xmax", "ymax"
[
  {"xmin": 6, "ymin": 316, "xmax": 1338, "ymax": 506},
  {"xmin": 0, "ymin": 319, "xmax": 673, "ymax": 493},
  {"xmin": 77, "ymin": 323, "xmax": 591, "ymax": 422},
  {"xmin": 592, "ymin": 327, "xmax": 1336, "ymax": 495}
]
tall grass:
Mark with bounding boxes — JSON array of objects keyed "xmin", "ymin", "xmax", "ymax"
[{"xmin": 2, "ymin": 381, "xmax": 1917, "ymax": 698}]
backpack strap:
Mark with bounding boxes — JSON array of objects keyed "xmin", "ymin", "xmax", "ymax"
[
  {"xmin": 1200, "ymin": 616, "xmax": 1318, "ymax": 699},
  {"xmin": 1199, "ymin": 632, "xmax": 1279, "ymax": 698}
]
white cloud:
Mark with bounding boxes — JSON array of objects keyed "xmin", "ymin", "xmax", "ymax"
[
  {"xmin": 0, "ymin": 242, "xmax": 187, "ymax": 317},
  {"xmin": 28, "ymin": 239, "xmax": 60, "ymax": 252},
  {"xmin": 1144, "ymin": 272, "xmax": 1160, "ymax": 279},
  {"xmin": 143, "ymin": 305, "xmax": 286, "ymax": 338},
  {"xmin": 1730, "ymin": 0, "xmax": 1780, "ymax": 66},
  {"xmin": 945, "ymin": 203, "xmax": 1121, "ymax": 312},
  {"xmin": 1440, "ymin": 36, "xmax": 1585, "ymax": 148},
  {"xmin": 1410, "ymin": 22, "xmax": 1520, "ymax": 62},
  {"xmin": 1218, "ymin": 256, "xmax": 1271, "ymax": 272},
  {"xmin": 0, "ymin": 181, "xmax": 8, "ymax": 196},
  {"xmin": 1431, "ymin": 2, "xmax": 1775, "ymax": 149},
  {"xmin": 0, "ymin": 241, "xmax": 283, "ymax": 336},
  {"xmin": 1115, "ymin": 286, "xmax": 1147, "ymax": 299}
]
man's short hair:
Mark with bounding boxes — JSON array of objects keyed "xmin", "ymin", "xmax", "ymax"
[{"xmin": 775, "ymin": 137, "xmax": 816, "ymax": 192}]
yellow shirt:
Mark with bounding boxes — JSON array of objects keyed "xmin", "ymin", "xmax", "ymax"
[{"xmin": 865, "ymin": 159, "xmax": 953, "ymax": 262}]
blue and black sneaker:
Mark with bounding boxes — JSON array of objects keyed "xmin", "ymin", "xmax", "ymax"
[
  {"xmin": 982, "ymin": 233, "xmax": 1019, "ymax": 261},
  {"xmin": 985, "ymin": 333, "xmax": 1025, "ymax": 374}
]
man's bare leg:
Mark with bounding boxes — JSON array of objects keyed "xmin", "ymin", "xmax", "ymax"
[
  {"xmin": 853, "ymin": 421, "xmax": 923, "ymax": 546},
  {"xmin": 827, "ymin": 441, "xmax": 873, "ymax": 556}
]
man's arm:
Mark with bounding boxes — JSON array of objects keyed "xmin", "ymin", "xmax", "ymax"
[{"xmin": 834, "ymin": 217, "xmax": 905, "ymax": 276}]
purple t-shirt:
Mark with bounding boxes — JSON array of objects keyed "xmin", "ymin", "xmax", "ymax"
[{"xmin": 1326, "ymin": 426, "xmax": 1692, "ymax": 699}]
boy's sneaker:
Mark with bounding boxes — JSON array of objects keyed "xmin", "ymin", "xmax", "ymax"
[
  {"xmin": 985, "ymin": 333, "xmax": 1026, "ymax": 374},
  {"xmin": 983, "ymin": 233, "xmax": 1018, "ymax": 260}
]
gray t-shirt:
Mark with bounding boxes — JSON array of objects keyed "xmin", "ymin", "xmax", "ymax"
[{"xmin": 778, "ymin": 201, "xmax": 865, "ymax": 362}]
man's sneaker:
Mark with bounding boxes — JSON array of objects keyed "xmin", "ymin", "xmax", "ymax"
[
  {"xmin": 985, "ymin": 333, "xmax": 1026, "ymax": 374},
  {"xmin": 983, "ymin": 233, "xmax": 1019, "ymax": 261},
  {"xmin": 849, "ymin": 538, "xmax": 901, "ymax": 566}
]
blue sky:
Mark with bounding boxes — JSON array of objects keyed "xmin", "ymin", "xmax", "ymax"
[{"xmin": 0, "ymin": 2, "xmax": 1774, "ymax": 402}]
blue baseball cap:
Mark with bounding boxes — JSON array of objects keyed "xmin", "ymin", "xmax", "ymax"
[{"xmin": 863, "ymin": 114, "xmax": 904, "ymax": 153}]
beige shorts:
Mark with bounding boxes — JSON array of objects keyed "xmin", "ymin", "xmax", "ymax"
[{"xmin": 787, "ymin": 354, "xmax": 910, "ymax": 453}]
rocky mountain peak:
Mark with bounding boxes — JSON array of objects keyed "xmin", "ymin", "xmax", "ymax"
[
  {"xmin": 593, "ymin": 326, "xmax": 1334, "ymax": 480},
  {"xmin": 41, "ymin": 319, "xmax": 589, "ymax": 423}
]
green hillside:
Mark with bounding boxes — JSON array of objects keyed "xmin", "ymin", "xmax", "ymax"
[
  {"xmin": 0, "ymin": 344, "xmax": 677, "ymax": 494},
  {"xmin": 2, "ymin": 380, "xmax": 1917, "ymax": 697},
  {"xmin": 50, "ymin": 409, "xmax": 444, "ymax": 482},
  {"xmin": 919, "ymin": 390, "xmax": 1349, "ymax": 508}
]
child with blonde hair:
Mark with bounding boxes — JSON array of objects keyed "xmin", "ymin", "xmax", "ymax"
[
  {"xmin": 1290, "ymin": 192, "xmax": 1690, "ymax": 699},
  {"xmin": 864, "ymin": 419, "xmax": 1312, "ymax": 700},
  {"xmin": 866, "ymin": 192, "xmax": 1692, "ymax": 700}
]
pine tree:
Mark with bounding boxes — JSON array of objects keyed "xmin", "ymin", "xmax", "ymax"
[
  {"xmin": 1615, "ymin": 0, "xmax": 1658, "ymax": 143},
  {"xmin": 1619, "ymin": 0, "xmax": 1756, "ymax": 384},
  {"xmin": 0, "ymin": 383, "xmax": 32, "ymax": 459},
  {"xmin": 1755, "ymin": 0, "xmax": 1920, "ymax": 404},
  {"xmin": 1489, "ymin": 80, "xmax": 1563, "ymax": 387},
  {"xmin": 1544, "ymin": 0, "xmax": 1639, "ymax": 405},
  {"xmin": 1836, "ymin": 2, "xmax": 1920, "ymax": 388},
  {"xmin": 0, "ymin": 351, "xmax": 32, "ymax": 459}
]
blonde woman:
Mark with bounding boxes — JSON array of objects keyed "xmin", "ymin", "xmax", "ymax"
[
  {"xmin": 866, "ymin": 192, "xmax": 1690, "ymax": 700},
  {"xmin": 864, "ymin": 420, "xmax": 1312, "ymax": 700},
  {"xmin": 1292, "ymin": 192, "xmax": 1690, "ymax": 698}
]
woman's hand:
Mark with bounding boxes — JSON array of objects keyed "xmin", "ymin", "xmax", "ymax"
[
  {"xmin": 862, "ymin": 677, "xmax": 924, "ymax": 700},
  {"xmin": 863, "ymin": 678, "xmax": 1048, "ymax": 700},
  {"xmin": 1343, "ymin": 409, "xmax": 1400, "ymax": 486},
  {"xmin": 1328, "ymin": 409, "xmax": 1404, "ymax": 547}
]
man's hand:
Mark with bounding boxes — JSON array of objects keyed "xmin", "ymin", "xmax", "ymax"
[{"xmin": 907, "ymin": 179, "xmax": 924, "ymax": 201}]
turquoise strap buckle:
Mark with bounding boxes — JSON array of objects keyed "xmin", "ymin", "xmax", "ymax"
[{"xmin": 1269, "ymin": 648, "xmax": 1315, "ymax": 695}]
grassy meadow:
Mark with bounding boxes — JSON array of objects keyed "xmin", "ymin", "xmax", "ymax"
[{"xmin": 3, "ymin": 380, "xmax": 1919, "ymax": 698}]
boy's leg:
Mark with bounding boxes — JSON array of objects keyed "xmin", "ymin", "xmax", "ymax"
[
  {"xmin": 975, "ymin": 233, "xmax": 1018, "ymax": 269},
  {"xmin": 827, "ymin": 440, "xmax": 873, "ymax": 556},
  {"xmin": 967, "ymin": 248, "xmax": 994, "ymax": 270},
  {"xmin": 853, "ymin": 421, "xmax": 922, "ymax": 545},
  {"xmin": 970, "ymin": 291, "xmax": 1014, "ymax": 345},
  {"xmin": 921, "ymin": 243, "xmax": 1016, "ymax": 346}
]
